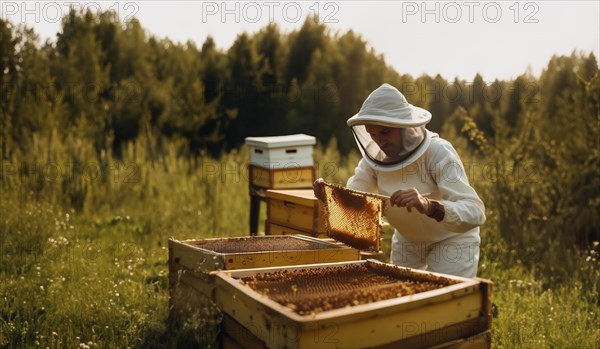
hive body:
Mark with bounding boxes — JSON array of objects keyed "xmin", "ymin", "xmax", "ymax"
[
  {"xmin": 265, "ymin": 189, "xmax": 327, "ymax": 238},
  {"xmin": 215, "ymin": 260, "xmax": 492, "ymax": 349},
  {"xmin": 168, "ymin": 235, "xmax": 360, "ymax": 314}
]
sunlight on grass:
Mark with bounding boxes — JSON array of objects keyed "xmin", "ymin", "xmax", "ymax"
[{"xmin": 1, "ymin": 140, "xmax": 599, "ymax": 348}]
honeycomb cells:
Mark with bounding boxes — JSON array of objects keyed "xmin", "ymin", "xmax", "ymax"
[
  {"xmin": 240, "ymin": 263, "xmax": 458, "ymax": 315},
  {"xmin": 319, "ymin": 182, "xmax": 385, "ymax": 252}
]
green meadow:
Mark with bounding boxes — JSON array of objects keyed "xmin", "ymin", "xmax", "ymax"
[
  {"xmin": 1, "ymin": 140, "xmax": 598, "ymax": 348},
  {"xmin": 1, "ymin": 10, "xmax": 599, "ymax": 349}
]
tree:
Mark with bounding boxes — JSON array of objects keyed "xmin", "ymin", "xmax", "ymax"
[
  {"xmin": 254, "ymin": 24, "xmax": 287, "ymax": 136},
  {"xmin": 12, "ymin": 27, "xmax": 62, "ymax": 142},
  {"xmin": 54, "ymin": 9, "xmax": 111, "ymax": 153},
  {"xmin": 285, "ymin": 17, "xmax": 327, "ymax": 84},
  {"xmin": 0, "ymin": 19, "xmax": 19, "ymax": 158},
  {"xmin": 469, "ymin": 74, "xmax": 494, "ymax": 137},
  {"xmin": 223, "ymin": 33, "xmax": 265, "ymax": 149}
]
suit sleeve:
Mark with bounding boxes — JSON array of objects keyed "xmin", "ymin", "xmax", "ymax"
[{"xmin": 427, "ymin": 140, "xmax": 486, "ymax": 233}]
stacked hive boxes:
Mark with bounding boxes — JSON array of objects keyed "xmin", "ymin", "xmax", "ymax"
[
  {"xmin": 246, "ymin": 134, "xmax": 317, "ymax": 190},
  {"xmin": 246, "ymin": 134, "xmax": 317, "ymax": 235}
]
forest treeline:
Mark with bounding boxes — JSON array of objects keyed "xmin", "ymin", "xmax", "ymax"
[{"xmin": 1, "ymin": 10, "xmax": 599, "ymax": 245}]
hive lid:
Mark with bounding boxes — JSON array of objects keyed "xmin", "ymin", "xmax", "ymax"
[
  {"xmin": 317, "ymin": 181, "xmax": 386, "ymax": 253},
  {"xmin": 245, "ymin": 134, "xmax": 316, "ymax": 148},
  {"xmin": 265, "ymin": 189, "xmax": 317, "ymax": 207}
]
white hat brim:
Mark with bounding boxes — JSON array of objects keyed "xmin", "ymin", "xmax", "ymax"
[{"xmin": 347, "ymin": 105, "xmax": 431, "ymax": 128}]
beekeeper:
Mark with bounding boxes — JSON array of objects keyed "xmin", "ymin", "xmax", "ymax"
[{"xmin": 343, "ymin": 83, "xmax": 485, "ymax": 278}]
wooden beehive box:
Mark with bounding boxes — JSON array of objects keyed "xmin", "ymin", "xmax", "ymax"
[
  {"xmin": 245, "ymin": 134, "xmax": 316, "ymax": 169},
  {"xmin": 265, "ymin": 189, "xmax": 327, "ymax": 238},
  {"xmin": 246, "ymin": 134, "xmax": 316, "ymax": 189},
  {"xmin": 168, "ymin": 235, "xmax": 360, "ymax": 314},
  {"xmin": 215, "ymin": 260, "xmax": 492, "ymax": 349},
  {"xmin": 249, "ymin": 164, "xmax": 316, "ymax": 189}
]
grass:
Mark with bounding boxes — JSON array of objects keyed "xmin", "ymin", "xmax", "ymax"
[{"xmin": 1, "ymin": 140, "xmax": 599, "ymax": 348}]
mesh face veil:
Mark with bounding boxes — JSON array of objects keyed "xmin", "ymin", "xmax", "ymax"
[
  {"xmin": 347, "ymin": 83, "xmax": 433, "ymax": 171},
  {"xmin": 351, "ymin": 125, "xmax": 427, "ymax": 166}
]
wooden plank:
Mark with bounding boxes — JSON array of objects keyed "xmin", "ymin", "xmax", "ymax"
[
  {"xmin": 360, "ymin": 250, "xmax": 385, "ymax": 261},
  {"xmin": 169, "ymin": 238, "xmax": 226, "ymax": 272},
  {"xmin": 475, "ymin": 277, "xmax": 493, "ymax": 331},
  {"xmin": 222, "ymin": 334, "xmax": 246, "ymax": 349},
  {"xmin": 378, "ymin": 317, "xmax": 490, "ymax": 349},
  {"xmin": 313, "ymin": 199, "xmax": 327, "ymax": 233},
  {"xmin": 271, "ymin": 167, "xmax": 315, "ymax": 189},
  {"xmin": 429, "ymin": 329, "xmax": 491, "ymax": 349},
  {"xmin": 250, "ymin": 165, "xmax": 268, "ymax": 188},
  {"xmin": 177, "ymin": 269, "xmax": 215, "ymax": 299},
  {"xmin": 221, "ymin": 313, "xmax": 491, "ymax": 349},
  {"xmin": 169, "ymin": 273, "xmax": 216, "ymax": 319},
  {"xmin": 266, "ymin": 221, "xmax": 329, "ymax": 239},
  {"xmin": 223, "ymin": 248, "xmax": 359, "ymax": 269},
  {"xmin": 265, "ymin": 189, "xmax": 316, "ymax": 207},
  {"xmin": 249, "ymin": 190, "xmax": 263, "ymax": 236},
  {"xmin": 265, "ymin": 189, "xmax": 327, "ymax": 234},
  {"xmin": 250, "ymin": 165, "xmax": 315, "ymax": 189},
  {"xmin": 295, "ymin": 292, "xmax": 483, "ymax": 349},
  {"xmin": 222, "ymin": 314, "xmax": 269, "ymax": 349},
  {"xmin": 267, "ymin": 198, "xmax": 315, "ymax": 231},
  {"xmin": 222, "ymin": 235, "xmax": 359, "ymax": 269}
]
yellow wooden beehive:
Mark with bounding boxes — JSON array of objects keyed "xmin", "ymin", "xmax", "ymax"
[
  {"xmin": 265, "ymin": 189, "xmax": 327, "ymax": 238},
  {"xmin": 249, "ymin": 164, "xmax": 316, "ymax": 189},
  {"xmin": 168, "ymin": 235, "xmax": 360, "ymax": 317},
  {"xmin": 245, "ymin": 134, "xmax": 317, "ymax": 189},
  {"xmin": 215, "ymin": 260, "xmax": 492, "ymax": 349}
]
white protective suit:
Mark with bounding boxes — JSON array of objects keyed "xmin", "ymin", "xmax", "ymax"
[{"xmin": 346, "ymin": 84, "xmax": 486, "ymax": 278}]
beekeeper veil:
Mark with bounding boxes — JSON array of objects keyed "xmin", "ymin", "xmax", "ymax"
[{"xmin": 347, "ymin": 83, "xmax": 432, "ymax": 171}]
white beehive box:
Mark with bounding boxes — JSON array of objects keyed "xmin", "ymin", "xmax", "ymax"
[{"xmin": 245, "ymin": 134, "xmax": 316, "ymax": 169}]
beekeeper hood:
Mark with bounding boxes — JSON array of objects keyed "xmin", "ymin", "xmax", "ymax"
[{"xmin": 347, "ymin": 83, "xmax": 432, "ymax": 172}]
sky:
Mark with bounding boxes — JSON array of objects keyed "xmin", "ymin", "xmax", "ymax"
[{"xmin": 1, "ymin": 1, "xmax": 599, "ymax": 81}]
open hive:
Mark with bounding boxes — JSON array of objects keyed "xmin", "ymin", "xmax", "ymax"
[
  {"xmin": 187, "ymin": 235, "xmax": 334, "ymax": 255},
  {"xmin": 215, "ymin": 260, "xmax": 492, "ymax": 349},
  {"xmin": 168, "ymin": 235, "xmax": 359, "ymax": 315},
  {"xmin": 239, "ymin": 262, "xmax": 457, "ymax": 316}
]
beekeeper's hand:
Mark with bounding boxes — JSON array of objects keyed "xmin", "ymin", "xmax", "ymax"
[
  {"xmin": 313, "ymin": 178, "xmax": 325, "ymax": 202},
  {"xmin": 390, "ymin": 188, "xmax": 432, "ymax": 214}
]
